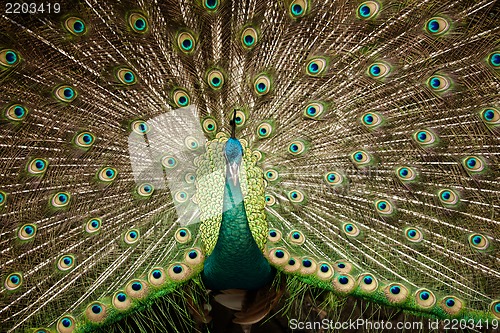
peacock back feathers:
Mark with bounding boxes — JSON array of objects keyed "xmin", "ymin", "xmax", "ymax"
[{"xmin": 0, "ymin": 0, "xmax": 499, "ymax": 332}]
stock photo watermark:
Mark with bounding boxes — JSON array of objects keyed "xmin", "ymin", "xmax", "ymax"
[{"xmin": 289, "ymin": 318, "xmax": 500, "ymax": 331}]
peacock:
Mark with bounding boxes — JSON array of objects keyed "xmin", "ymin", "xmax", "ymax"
[{"xmin": 0, "ymin": 0, "xmax": 499, "ymax": 332}]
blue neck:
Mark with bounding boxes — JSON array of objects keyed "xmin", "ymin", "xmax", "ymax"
[{"xmin": 201, "ymin": 141, "xmax": 274, "ymax": 290}]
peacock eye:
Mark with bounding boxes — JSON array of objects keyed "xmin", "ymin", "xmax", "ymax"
[
  {"xmin": 175, "ymin": 228, "xmax": 191, "ymax": 243},
  {"xmin": 57, "ymin": 255, "xmax": 75, "ymax": 271},
  {"xmin": 74, "ymin": 132, "xmax": 95, "ymax": 149},
  {"xmin": 161, "ymin": 155, "xmax": 177, "ymax": 169},
  {"xmin": 4, "ymin": 273, "xmax": 23, "ymax": 290},
  {"xmin": 137, "ymin": 183, "xmax": 154, "ymax": 197},
  {"xmin": 184, "ymin": 136, "xmax": 200, "ymax": 150},
  {"xmin": 427, "ymin": 74, "xmax": 451, "ymax": 92},
  {"xmin": 351, "ymin": 150, "xmax": 371, "ymax": 165},
  {"xmin": 51, "ymin": 192, "xmax": 71, "ymax": 208},
  {"xmin": 65, "ymin": 17, "xmax": 86, "ymax": 35},
  {"xmin": 413, "ymin": 129, "xmax": 436, "ymax": 145},
  {"xmin": 289, "ymin": 0, "xmax": 308, "ymax": 18},
  {"xmin": 405, "ymin": 227, "xmax": 423, "ymax": 243},
  {"xmin": 207, "ymin": 69, "xmax": 225, "ymax": 89},
  {"xmin": 234, "ymin": 110, "xmax": 247, "ymax": 127},
  {"xmin": 304, "ymin": 102, "xmax": 325, "ymax": 119},
  {"xmin": 148, "ymin": 267, "xmax": 166, "ymax": 286},
  {"xmin": 124, "ymin": 229, "xmax": 140, "ymax": 244},
  {"xmin": 177, "ymin": 32, "xmax": 196, "ymax": 53},
  {"xmin": 357, "ymin": 1, "xmax": 380, "ymax": 19},
  {"xmin": 53, "ymin": 85, "xmax": 77, "ymax": 102},
  {"xmin": 6, "ymin": 104, "xmax": 28, "ymax": 121},
  {"xmin": 116, "ymin": 68, "xmax": 137, "ymax": 85},
  {"xmin": 361, "ymin": 112, "xmax": 382, "ymax": 128},
  {"xmin": 287, "ymin": 140, "xmax": 306, "ymax": 156},
  {"xmin": 174, "ymin": 191, "xmax": 189, "ymax": 203},
  {"xmin": 264, "ymin": 169, "xmax": 279, "ymax": 181},
  {"xmin": 396, "ymin": 166, "xmax": 416, "ymax": 181},
  {"xmin": 306, "ymin": 58, "xmax": 327, "ymax": 76},
  {"xmin": 375, "ymin": 199, "xmax": 394, "ymax": 215},
  {"xmin": 256, "ymin": 122, "xmax": 273, "ymax": 138},
  {"xmin": 241, "ymin": 27, "xmax": 258, "ymax": 49},
  {"xmin": 368, "ymin": 63, "xmax": 390, "ymax": 79},
  {"xmin": 57, "ymin": 315, "xmax": 75, "ymax": 333},
  {"xmin": 462, "ymin": 156, "xmax": 485, "ymax": 172},
  {"xmin": 131, "ymin": 120, "xmax": 149, "ymax": 135},
  {"xmin": 440, "ymin": 296, "xmax": 463, "ymax": 315},
  {"xmin": 343, "ymin": 223, "xmax": 360, "ymax": 237},
  {"xmin": 128, "ymin": 13, "xmax": 148, "ymax": 33},
  {"xmin": 184, "ymin": 173, "xmax": 196, "ymax": 184},
  {"xmin": 488, "ymin": 52, "xmax": 500, "ymax": 68},
  {"xmin": 201, "ymin": 117, "xmax": 217, "ymax": 133},
  {"xmin": 480, "ymin": 108, "xmax": 499, "ymax": 125},
  {"xmin": 324, "ymin": 171, "xmax": 343, "ymax": 185},
  {"xmin": 438, "ymin": 189, "xmax": 459, "ymax": 206},
  {"xmin": 173, "ymin": 89, "xmax": 190, "ymax": 108},
  {"xmin": 0, "ymin": 190, "xmax": 5, "ymax": 207},
  {"xmin": 425, "ymin": 17, "xmax": 450, "ymax": 36},
  {"xmin": 98, "ymin": 167, "xmax": 117, "ymax": 182},
  {"xmin": 254, "ymin": 74, "xmax": 271, "ymax": 95},
  {"xmin": 385, "ymin": 283, "xmax": 408, "ymax": 303},
  {"xmin": 468, "ymin": 233, "xmax": 489, "ymax": 250},
  {"xmin": 416, "ymin": 289, "xmax": 436, "ymax": 308},
  {"xmin": 0, "ymin": 49, "xmax": 20, "ymax": 67},
  {"xmin": 18, "ymin": 223, "xmax": 37, "ymax": 240},
  {"xmin": 287, "ymin": 190, "xmax": 305, "ymax": 203},
  {"xmin": 265, "ymin": 194, "xmax": 276, "ymax": 206},
  {"xmin": 288, "ymin": 230, "xmax": 305, "ymax": 245},
  {"xmin": 203, "ymin": 0, "xmax": 219, "ymax": 10},
  {"xmin": 85, "ymin": 218, "xmax": 102, "ymax": 234},
  {"xmin": 28, "ymin": 158, "xmax": 48, "ymax": 175},
  {"xmin": 490, "ymin": 301, "xmax": 500, "ymax": 319},
  {"xmin": 316, "ymin": 262, "xmax": 333, "ymax": 280}
]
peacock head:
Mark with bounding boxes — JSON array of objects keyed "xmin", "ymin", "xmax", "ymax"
[{"xmin": 224, "ymin": 138, "xmax": 243, "ymax": 186}]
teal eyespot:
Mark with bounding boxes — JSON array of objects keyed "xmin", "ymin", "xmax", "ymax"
[
  {"xmin": 304, "ymin": 102, "xmax": 325, "ymax": 119},
  {"xmin": 65, "ymin": 17, "xmax": 87, "ymax": 36},
  {"xmin": 489, "ymin": 52, "xmax": 500, "ymax": 68},
  {"xmin": 427, "ymin": 74, "xmax": 451, "ymax": 92},
  {"xmin": 203, "ymin": 0, "xmax": 219, "ymax": 10},
  {"xmin": 324, "ymin": 171, "xmax": 343, "ymax": 186},
  {"xmin": 137, "ymin": 183, "xmax": 154, "ymax": 197},
  {"xmin": 416, "ymin": 289, "xmax": 436, "ymax": 308},
  {"xmin": 287, "ymin": 190, "xmax": 305, "ymax": 203},
  {"xmin": 177, "ymin": 32, "xmax": 196, "ymax": 54},
  {"xmin": 404, "ymin": 227, "xmax": 423, "ymax": 243},
  {"xmin": 438, "ymin": 189, "xmax": 459, "ymax": 206},
  {"xmin": 289, "ymin": 0, "xmax": 308, "ymax": 18},
  {"xmin": 173, "ymin": 89, "xmax": 190, "ymax": 108},
  {"xmin": 116, "ymin": 68, "xmax": 137, "ymax": 85},
  {"xmin": 128, "ymin": 13, "xmax": 148, "ymax": 33},
  {"xmin": 368, "ymin": 63, "xmax": 390, "ymax": 79},
  {"xmin": 357, "ymin": 1, "xmax": 380, "ymax": 19},
  {"xmin": 51, "ymin": 192, "xmax": 70, "ymax": 208},
  {"xmin": 343, "ymin": 223, "xmax": 360, "ymax": 237},
  {"xmin": 254, "ymin": 74, "xmax": 271, "ymax": 95},
  {"xmin": 480, "ymin": 108, "xmax": 499, "ymax": 125},
  {"xmin": 375, "ymin": 199, "xmax": 394, "ymax": 215},
  {"xmin": 0, "ymin": 49, "xmax": 20, "ymax": 67},
  {"xmin": 131, "ymin": 120, "xmax": 149, "ymax": 134},
  {"xmin": 5, "ymin": 104, "xmax": 28, "ymax": 121},
  {"xmin": 468, "ymin": 233, "xmax": 489, "ymax": 250},
  {"xmin": 490, "ymin": 301, "xmax": 500, "ymax": 319},
  {"xmin": 287, "ymin": 140, "xmax": 307, "ymax": 156},
  {"xmin": 57, "ymin": 255, "xmax": 75, "ymax": 271},
  {"xmin": 85, "ymin": 218, "xmax": 102, "ymax": 234},
  {"xmin": 361, "ymin": 112, "xmax": 382, "ymax": 128},
  {"xmin": 57, "ymin": 316, "xmax": 75, "ymax": 332},
  {"xmin": 4, "ymin": 272, "xmax": 22, "ymax": 290},
  {"xmin": 207, "ymin": 69, "xmax": 224, "ymax": 89},
  {"xmin": 162, "ymin": 155, "xmax": 177, "ymax": 169},
  {"xmin": 202, "ymin": 117, "xmax": 217, "ymax": 133},
  {"xmin": 28, "ymin": 158, "xmax": 48, "ymax": 175},
  {"xmin": 396, "ymin": 166, "xmax": 417, "ymax": 181},
  {"xmin": 413, "ymin": 129, "xmax": 437, "ymax": 146},
  {"xmin": 241, "ymin": 27, "xmax": 258, "ymax": 49},
  {"xmin": 440, "ymin": 296, "xmax": 462, "ymax": 315},
  {"xmin": 256, "ymin": 122, "xmax": 273, "ymax": 138},
  {"xmin": 184, "ymin": 136, "xmax": 200, "ymax": 150},
  {"xmin": 54, "ymin": 85, "xmax": 77, "ymax": 102},
  {"xmin": 351, "ymin": 150, "xmax": 372, "ymax": 165},
  {"xmin": 0, "ymin": 190, "xmax": 6, "ymax": 207},
  {"xmin": 125, "ymin": 229, "xmax": 140, "ymax": 244},
  {"xmin": 425, "ymin": 17, "xmax": 450, "ymax": 36},
  {"xmin": 264, "ymin": 169, "xmax": 279, "ymax": 182},
  {"xmin": 98, "ymin": 167, "xmax": 117, "ymax": 182},
  {"xmin": 74, "ymin": 131, "xmax": 95, "ymax": 149},
  {"xmin": 18, "ymin": 223, "xmax": 37, "ymax": 240},
  {"xmin": 462, "ymin": 156, "xmax": 485, "ymax": 173},
  {"xmin": 306, "ymin": 58, "xmax": 327, "ymax": 76}
]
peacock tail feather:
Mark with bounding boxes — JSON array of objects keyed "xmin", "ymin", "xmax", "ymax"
[{"xmin": 0, "ymin": 0, "xmax": 499, "ymax": 332}]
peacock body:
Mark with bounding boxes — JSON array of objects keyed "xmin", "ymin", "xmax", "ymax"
[{"xmin": 0, "ymin": 0, "xmax": 499, "ymax": 332}]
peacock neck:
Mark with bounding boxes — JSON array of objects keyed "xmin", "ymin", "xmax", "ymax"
[{"xmin": 201, "ymin": 165, "xmax": 274, "ymax": 291}]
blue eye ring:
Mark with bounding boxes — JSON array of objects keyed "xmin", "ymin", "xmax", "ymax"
[{"xmin": 489, "ymin": 52, "xmax": 500, "ymax": 67}]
